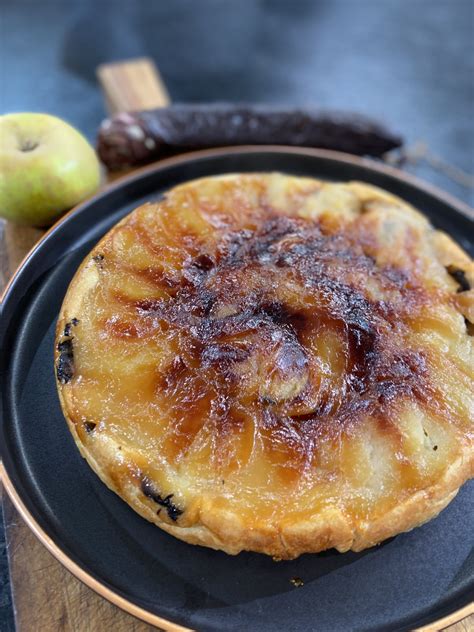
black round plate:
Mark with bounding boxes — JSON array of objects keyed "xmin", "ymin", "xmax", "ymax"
[{"xmin": 1, "ymin": 148, "xmax": 473, "ymax": 632}]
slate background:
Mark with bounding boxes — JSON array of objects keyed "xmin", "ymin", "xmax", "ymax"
[{"xmin": 1, "ymin": 1, "xmax": 473, "ymax": 629}]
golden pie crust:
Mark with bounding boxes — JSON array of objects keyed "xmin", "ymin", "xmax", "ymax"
[{"xmin": 55, "ymin": 174, "xmax": 474, "ymax": 559}]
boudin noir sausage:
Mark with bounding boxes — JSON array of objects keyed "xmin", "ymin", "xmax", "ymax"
[{"xmin": 97, "ymin": 104, "xmax": 402, "ymax": 171}]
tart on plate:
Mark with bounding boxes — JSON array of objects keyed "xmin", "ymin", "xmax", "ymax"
[{"xmin": 55, "ymin": 173, "xmax": 473, "ymax": 559}]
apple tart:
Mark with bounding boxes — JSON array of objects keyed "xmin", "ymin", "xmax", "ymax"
[{"xmin": 55, "ymin": 173, "xmax": 473, "ymax": 559}]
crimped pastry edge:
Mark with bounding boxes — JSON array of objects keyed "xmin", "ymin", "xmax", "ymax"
[{"xmin": 53, "ymin": 393, "xmax": 473, "ymax": 559}]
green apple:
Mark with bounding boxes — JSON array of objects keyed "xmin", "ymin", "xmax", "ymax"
[{"xmin": 0, "ymin": 113, "xmax": 101, "ymax": 226}]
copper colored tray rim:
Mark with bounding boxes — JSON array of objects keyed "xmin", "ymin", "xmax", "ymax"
[{"xmin": 1, "ymin": 146, "xmax": 473, "ymax": 632}]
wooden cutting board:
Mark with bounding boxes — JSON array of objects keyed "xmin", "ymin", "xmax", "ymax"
[{"xmin": 1, "ymin": 58, "xmax": 472, "ymax": 632}]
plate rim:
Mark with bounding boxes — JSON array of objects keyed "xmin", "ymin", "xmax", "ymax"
[{"xmin": 1, "ymin": 145, "xmax": 473, "ymax": 632}]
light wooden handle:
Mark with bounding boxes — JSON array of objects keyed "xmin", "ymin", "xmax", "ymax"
[{"xmin": 96, "ymin": 57, "xmax": 171, "ymax": 114}]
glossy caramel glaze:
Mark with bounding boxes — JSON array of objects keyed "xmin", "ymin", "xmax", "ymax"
[{"xmin": 56, "ymin": 174, "xmax": 473, "ymax": 557}]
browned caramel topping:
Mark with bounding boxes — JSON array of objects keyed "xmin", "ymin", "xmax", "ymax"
[
  {"xmin": 102, "ymin": 213, "xmax": 439, "ymax": 470},
  {"xmin": 60, "ymin": 176, "xmax": 473, "ymax": 513}
]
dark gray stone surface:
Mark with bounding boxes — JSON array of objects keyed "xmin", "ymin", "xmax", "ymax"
[
  {"xmin": 0, "ymin": 1, "xmax": 473, "ymax": 628},
  {"xmin": 1, "ymin": 0, "xmax": 473, "ymax": 204},
  {"xmin": 0, "ymin": 504, "xmax": 15, "ymax": 632}
]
